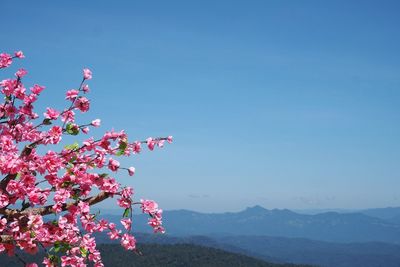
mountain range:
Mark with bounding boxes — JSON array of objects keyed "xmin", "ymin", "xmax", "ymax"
[
  {"xmin": 97, "ymin": 205, "xmax": 400, "ymax": 267},
  {"xmin": 94, "ymin": 232, "xmax": 400, "ymax": 267},
  {"xmin": 107, "ymin": 205, "xmax": 400, "ymax": 244}
]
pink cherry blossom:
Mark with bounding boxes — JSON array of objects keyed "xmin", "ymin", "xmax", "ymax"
[
  {"xmin": 132, "ymin": 141, "xmax": 141, "ymax": 154},
  {"xmin": 0, "ymin": 218, "xmax": 7, "ymax": 232},
  {"xmin": 121, "ymin": 187, "xmax": 133, "ymax": 198},
  {"xmin": 141, "ymin": 199, "xmax": 159, "ymax": 214},
  {"xmin": 107, "ymin": 228, "xmax": 121, "ymax": 240},
  {"xmin": 65, "ymin": 89, "xmax": 79, "ymax": 100},
  {"xmin": 128, "ymin": 167, "xmax": 135, "ymax": 176},
  {"xmin": 146, "ymin": 137, "xmax": 155, "ymax": 151},
  {"xmin": 120, "ymin": 218, "xmax": 132, "ymax": 230},
  {"xmin": 91, "ymin": 119, "xmax": 101, "ymax": 127},
  {"xmin": 157, "ymin": 140, "xmax": 165, "ymax": 148},
  {"xmin": 27, "ymin": 215, "xmax": 43, "ymax": 230},
  {"xmin": 75, "ymin": 96, "xmax": 90, "ymax": 112},
  {"xmin": 30, "ymin": 84, "xmax": 45, "ymax": 94},
  {"xmin": 83, "ymin": 68, "xmax": 92, "ymax": 80},
  {"xmin": 0, "ymin": 193, "xmax": 9, "ymax": 208},
  {"xmin": 47, "ymin": 125, "xmax": 62, "ymax": 144},
  {"xmin": 14, "ymin": 51, "xmax": 25, "ymax": 58},
  {"xmin": 78, "ymin": 201, "xmax": 90, "ymax": 214},
  {"xmin": 0, "ymin": 51, "xmax": 172, "ymax": 266},
  {"xmin": 15, "ymin": 68, "xmax": 28, "ymax": 78},
  {"xmin": 82, "ymin": 84, "xmax": 90, "ymax": 93},
  {"xmin": 44, "ymin": 107, "xmax": 60, "ymax": 120},
  {"xmin": 0, "ymin": 53, "xmax": 12, "ymax": 68},
  {"xmin": 120, "ymin": 233, "xmax": 136, "ymax": 250},
  {"xmin": 108, "ymin": 158, "xmax": 120, "ymax": 172},
  {"xmin": 61, "ymin": 109, "xmax": 75, "ymax": 123},
  {"xmin": 14, "ymin": 85, "xmax": 26, "ymax": 99}
]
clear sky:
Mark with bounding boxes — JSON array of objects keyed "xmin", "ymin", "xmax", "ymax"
[{"xmin": 2, "ymin": 0, "xmax": 400, "ymax": 212}]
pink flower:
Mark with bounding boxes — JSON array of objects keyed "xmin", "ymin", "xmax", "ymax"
[
  {"xmin": 65, "ymin": 89, "xmax": 79, "ymax": 100},
  {"xmin": 108, "ymin": 158, "xmax": 120, "ymax": 172},
  {"xmin": 141, "ymin": 199, "xmax": 158, "ymax": 214},
  {"xmin": 31, "ymin": 84, "xmax": 45, "ymax": 94},
  {"xmin": 0, "ymin": 193, "xmax": 9, "ymax": 208},
  {"xmin": 0, "ymin": 218, "xmax": 7, "ymax": 232},
  {"xmin": 95, "ymin": 219, "xmax": 109, "ymax": 232},
  {"xmin": 15, "ymin": 68, "xmax": 28, "ymax": 78},
  {"xmin": 61, "ymin": 109, "xmax": 75, "ymax": 123},
  {"xmin": 132, "ymin": 142, "xmax": 141, "ymax": 154},
  {"xmin": 43, "ymin": 258, "xmax": 53, "ymax": 267},
  {"xmin": 44, "ymin": 107, "xmax": 59, "ymax": 120},
  {"xmin": 120, "ymin": 233, "xmax": 136, "ymax": 250},
  {"xmin": 100, "ymin": 177, "xmax": 119, "ymax": 193},
  {"xmin": 167, "ymin": 135, "xmax": 173, "ymax": 143},
  {"xmin": 83, "ymin": 68, "xmax": 92, "ymax": 80},
  {"xmin": 27, "ymin": 215, "xmax": 43, "ymax": 230},
  {"xmin": 82, "ymin": 84, "xmax": 90, "ymax": 93},
  {"xmin": 0, "ymin": 53, "xmax": 12, "ymax": 68},
  {"xmin": 78, "ymin": 201, "xmax": 90, "ymax": 214},
  {"xmin": 121, "ymin": 187, "xmax": 133, "ymax": 198},
  {"xmin": 82, "ymin": 126, "xmax": 90, "ymax": 134},
  {"xmin": 91, "ymin": 119, "xmax": 101, "ymax": 127},
  {"xmin": 120, "ymin": 218, "xmax": 132, "ymax": 230},
  {"xmin": 0, "ymin": 52, "xmax": 173, "ymax": 263},
  {"xmin": 0, "ymin": 79, "xmax": 17, "ymax": 96},
  {"xmin": 107, "ymin": 229, "xmax": 121, "ymax": 240},
  {"xmin": 157, "ymin": 140, "xmax": 165, "ymax": 148},
  {"xmin": 75, "ymin": 97, "xmax": 90, "ymax": 112},
  {"xmin": 47, "ymin": 126, "xmax": 62, "ymax": 144},
  {"xmin": 14, "ymin": 51, "xmax": 25, "ymax": 58},
  {"xmin": 14, "ymin": 86, "xmax": 26, "ymax": 100},
  {"xmin": 117, "ymin": 198, "xmax": 131, "ymax": 208},
  {"xmin": 128, "ymin": 167, "xmax": 135, "ymax": 176},
  {"xmin": 146, "ymin": 137, "xmax": 155, "ymax": 151},
  {"xmin": 58, "ymin": 216, "xmax": 68, "ymax": 229}
]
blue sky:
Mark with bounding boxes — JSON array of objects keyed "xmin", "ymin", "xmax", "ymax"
[{"xmin": 2, "ymin": 0, "xmax": 400, "ymax": 212}]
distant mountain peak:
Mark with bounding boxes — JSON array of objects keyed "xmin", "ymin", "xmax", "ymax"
[{"xmin": 244, "ymin": 205, "xmax": 268, "ymax": 213}]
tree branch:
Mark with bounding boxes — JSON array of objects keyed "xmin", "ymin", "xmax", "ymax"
[{"xmin": 0, "ymin": 191, "xmax": 111, "ymax": 218}]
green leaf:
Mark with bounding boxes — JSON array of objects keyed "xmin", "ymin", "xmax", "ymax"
[
  {"xmin": 115, "ymin": 140, "xmax": 128, "ymax": 156},
  {"xmin": 54, "ymin": 241, "xmax": 61, "ymax": 253},
  {"xmin": 53, "ymin": 242, "xmax": 71, "ymax": 253},
  {"xmin": 48, "ymin": 254, "xmax": 60, "ymax": 265},
  {"xmin": 61, "ymin": 181, "xmax": 72, "ymax": 188},
  {"xmin": 115, "ymin": 149, "xmax": 125, "ymax": 156},
  {"xmin": 68, "ymin": 155, "xmax": 77, "ymax": 164},
  {"xmin": 80, "ymin": 247, "xmax": 88, "ymax": 257},
  {"xmin": 64, "ymin": 142, "xmax": 80, "ymax": 150},
  {"xmin": 123, "ymin": 208, "xmax": 130, "ymax": 218},
  {"xmin": 66, "ymin": 123, "xmax": 79, "ymax": 135},
  {"xmin": 119, "ymin": 141, "xmax": 128, "ymax": 150},
  {"xmin": 43, "ymin": 118, "xmax": 52, "ymax": 125},
  {"xmin": 72, "ymin": 189, "xmax": 81, "ymax": 200}
]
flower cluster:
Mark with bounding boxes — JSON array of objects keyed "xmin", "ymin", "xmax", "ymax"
[{"xmin": 0, "ymin": 51, "xmax": 172, "ymax": 267}]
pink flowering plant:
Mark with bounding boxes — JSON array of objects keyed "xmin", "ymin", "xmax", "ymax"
[{"xmin": 0, "ymin": 51, "xmax": 172, "ymax": 266}]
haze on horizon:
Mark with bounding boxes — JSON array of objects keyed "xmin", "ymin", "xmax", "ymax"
[{"xmin": 2, "ymin": 0, "xmax": 400, "ymax": 213}]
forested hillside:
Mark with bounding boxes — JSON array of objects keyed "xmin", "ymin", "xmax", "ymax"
[{"xmin": 0, "ymin": 244, "xmax": 312, "ymax": 267}]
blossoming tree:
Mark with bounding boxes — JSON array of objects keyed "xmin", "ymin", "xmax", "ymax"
[{"xmin": 0, "ymin": 51, "xmax": 172, "ymax": 267}]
